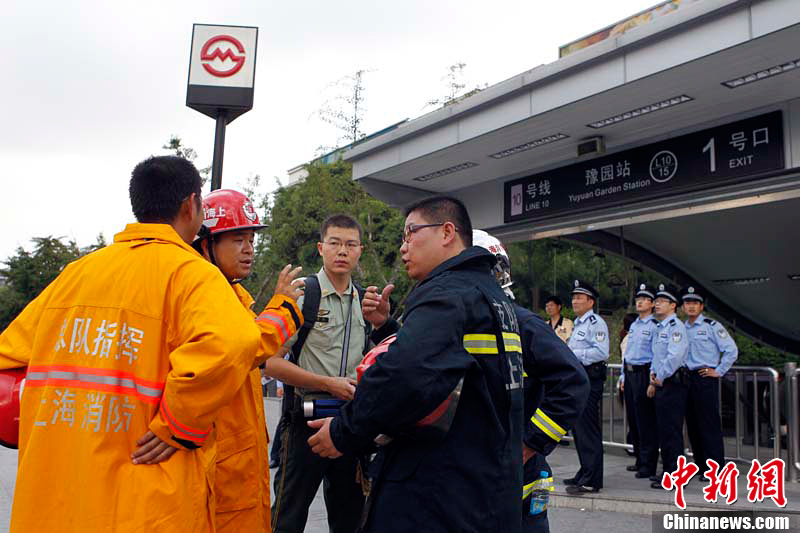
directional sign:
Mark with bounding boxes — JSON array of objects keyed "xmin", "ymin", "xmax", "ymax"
[
  {"xmin": 504, "ymin": 111, "xmax": 785, "ymax": 224},
  {"xmin": 187, "ymin": 24, "xmax": 258, "ymax": 123}
]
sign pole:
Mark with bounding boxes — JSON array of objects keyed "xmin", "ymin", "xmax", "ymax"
[
  {"xmin": 211, "ymin": 110, "xmax": 227, "ymax": 191},
  {"xmin": 186, "ymin": 23, "xmax": 258, "ymax": 191}
]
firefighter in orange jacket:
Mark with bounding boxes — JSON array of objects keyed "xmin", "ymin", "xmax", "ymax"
[
  {"xmin": 193, "ymin": 189, "xmax": 303, "ymax": 532},
  {"xmin": 0, "ymin": 156, "xmax": 301, "ymax": 532}
]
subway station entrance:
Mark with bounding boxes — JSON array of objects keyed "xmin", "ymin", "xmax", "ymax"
[
  {"xmin": 345, "ymin": 0, "xmax": 800, "ymax": 355},
  {"xmin": 345, "ymin": 0, "xmax": 800, "ymax": 481}
]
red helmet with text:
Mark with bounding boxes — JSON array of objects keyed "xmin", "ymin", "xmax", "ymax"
[
  {"xmin": 198, "ymin": 189, "xmax": 266, "ymax": 238},
  {"xmin": 0, "ymin": 368, "xmax": 26, "ymax": 449},
  {"xmin": 473, "ymin": 229, "xmax": 513, "ymax": 294}
]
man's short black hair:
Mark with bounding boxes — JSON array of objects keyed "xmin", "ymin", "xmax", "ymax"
[
  {"xmin": 129, "ymin": 156, "xmax": 202, "ymax": 223},
  {"xmin": 544, "ymin": 295, "xmax": 562, "ymax": 307},
  {"xmin": 320, "ymin": 214, "xmax": 362, "ymax": 241},
  {"xmin": 623, "ymin": 312, "xmax": 638, "ymax": 332},
  {"xmin": 403, "ymin": 195, "xmax": 473, "ymax": 247}
]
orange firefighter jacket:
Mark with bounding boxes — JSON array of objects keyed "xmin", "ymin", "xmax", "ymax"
[
  {"xmin": 214, "ymin": 283, "xmax": 301, "ymax": 533},
  {"xmin": 0, "ymin": 223, "xmax": 264, "ymax": 533}
]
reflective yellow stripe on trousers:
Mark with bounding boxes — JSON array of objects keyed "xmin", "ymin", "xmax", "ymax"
[{"xmin": 522, "ymin": 476, "xmax": 555, "ymax": 500}]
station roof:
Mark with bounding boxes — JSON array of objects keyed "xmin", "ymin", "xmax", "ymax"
[{"xmin": 345, "ymin": 0, "xmax": 800, "ymax": 352}]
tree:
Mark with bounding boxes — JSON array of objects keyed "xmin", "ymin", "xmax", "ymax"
[
  {"xmin": 425, "ymin": 62, "xmax": 487, "ymax": 110},
  {"xmin": 162, "ymin": 135, "xmax": 211, "ymax": 186},
  {"xmin": 317, "ymin": 70, "xmax": 373, "ymax": 146},
  {"xmin": 0, "ymin": 237, "xmax": 82, "ymax": 330}
]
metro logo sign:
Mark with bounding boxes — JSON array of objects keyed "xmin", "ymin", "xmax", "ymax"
[
  {"xmin": 187, "ymin": 24, "xmax": 257, "ymax": 123},
  {"xmin": 200, "ymin": 35, "xmax": 246, "ymax": 78},
  {"xmin": 188, "ymin": 24, "xmax": 257, "ymax": 89}
]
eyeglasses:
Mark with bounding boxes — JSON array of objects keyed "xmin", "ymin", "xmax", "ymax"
[
  {"xmin": 322, "ymin": 239, "xmax": 362, "ymax": 251},
  {"xmin": 402, "ymin": 223, "xmax": 447, "ymax": 243}
]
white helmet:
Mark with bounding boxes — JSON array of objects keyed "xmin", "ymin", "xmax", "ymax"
[{"xmin": 473, "ymin": 229, "xmax": 514, "ymax": 297}]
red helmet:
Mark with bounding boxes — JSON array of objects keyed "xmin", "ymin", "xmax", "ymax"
[
  {"xmin": 357, "ymin": 334, "xmax": 397, "ymax": 382},
  {"xmin": 357, "ymin": 335, "xmax": 462, "ymax": 440},
  {"xmin": 199, "ymin": 189, "xmax": 266, "ymax": 239},
  {"xmin": 0, "ymin": 367, "xmax": 26, "ymax": 449}
]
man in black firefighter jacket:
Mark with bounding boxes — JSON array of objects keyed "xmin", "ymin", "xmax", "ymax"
[
  {"xmin": 307, "ymin": 196, "xmax": 525, "ymax": 533},
  {"xmin": 473, "ymin": 229, "xmax": 589, "ymax": 532}
]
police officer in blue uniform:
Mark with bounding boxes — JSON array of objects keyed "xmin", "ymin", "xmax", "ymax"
[
  {"xmin": 648, "ymin": 284, "xmax": 689, "ymax": 489},
  {"xmin": 682, "ymin": 286, "xmax": 738, "ymax": 471},
  {"xmin": 565, "ymin": 280, "xmax": 609, "ymax": 494},
  {"xmin": 473, "ymin": 230, "xmax": 590, "ymax": 532},
  {"xmin": 621, "ymin": 283, "xmax": 660, "ymax": 479},
  {"xmin": 306, "ymin": 196, "xmax": 525, "ymax": 533}
]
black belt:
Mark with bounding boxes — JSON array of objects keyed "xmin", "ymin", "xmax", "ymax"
[
  {"xmin": 625, "ymin": 363, "xmax": 650, "ymax": 373},
  {"xmin": 584, "ymin": 361, "xmax": 607, "ymax": 369}
]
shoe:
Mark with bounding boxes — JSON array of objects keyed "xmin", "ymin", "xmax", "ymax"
[
  {"xmin": 566, "ymin": 485, "xmax": 600, "ymax": 494},
  {"xmin": 649, "ymin": 474, "xmax": 662, "ymax": 482},
  {"xmin": 635, "ymin": 471, "xmax": 655, "ymax": 479},
  {"xmin": 269, "ymin": 459, "xmax": 279, "ymax": 469},
  {"xmin": 563, "ymin": 477, "xmax": 578, "ymax": 486},
  {"xmin": 626, "ymin": 465, "xmax": 639, "ymax": 472},
  {"xmin": 651, "ymin": 481, "xmax": 664, "ymax": 489}
]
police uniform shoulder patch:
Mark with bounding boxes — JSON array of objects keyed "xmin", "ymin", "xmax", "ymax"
[
  {"xmin": 595, "ymin": 331, "xmax": 606, "ymax": 342},
  {"xmin": 704, "ymin": 318, "xmax": 716, "ymax": 325},
  {"xmin": 668, "ymin": 318, "xmax": 676, "ymax": 326},
  {"xmin": 672, "ymin": 331, "xmax": 683, "ymax": 343},
  {"xmin": 588, "ymin": 315, "xmax": 597, "ymax": 324},
  {"xmin": 650, "ymin": 318, "xmax": 659, "ymax": 324},
  {"xmin": 716, "ymin": 328, "xmax": 728, "ymax": 338}
]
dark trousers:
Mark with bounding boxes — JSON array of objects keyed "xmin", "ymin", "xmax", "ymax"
[
  {"xmin": 623, "ymin": 375, "xmax": 640, "ymax": 466},
  {"xmin": 271, "ymin": 409, "xmax": 365, "ymax": 533},
  {"xmin": 654, "ymin": 375, "xmax": 688, "ymax": 474},
  {"xmin": 686, "ymin": 372, "xmax": 725, "ymax": 470},
  {"xmin": 522, "ymin": 454, "xmax": 551, "ymax": 533},
  {"xmin": 627, "ymin": 366, "xmax": 659, "ymax": 475},
  {"xmin": 270, "ymin": 416, "xmax": 284, "ymax": 464},
  {"xmin": 572, "ymin": 369, "xmax": 605, "ymax": 488},
  {"xmin": 270, "ymin": 398, "xmax": 286, "ymax": 465}
]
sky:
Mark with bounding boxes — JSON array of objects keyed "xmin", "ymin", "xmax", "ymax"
[{"xmin": 1, "ymin": 0, "xmax": 661, "ymax": 260}]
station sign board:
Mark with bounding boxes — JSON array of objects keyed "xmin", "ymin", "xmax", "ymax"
[
  {"xmin": 186, "ymin": 24, "xmax": 258, "ymax": 123},
  {"xmin": 504, "ymin": 111, "xmax": 784, "ymax": 224}
]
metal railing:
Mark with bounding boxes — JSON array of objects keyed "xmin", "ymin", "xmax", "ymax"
[
  {"xmin": 595, "ymin": 363, "xmax": 794, "ymax": 477},
  {"xmin": 786, "ymin": 362, "xmax": 799, "ymax": 483}
]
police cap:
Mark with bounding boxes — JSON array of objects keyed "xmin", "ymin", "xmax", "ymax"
[
  {"xmin": 655, "ymin": 283, "xmax": 680, "ymax": 304},
  {"xmin": 571, "ymin": 279, "xmax": 598, "ymax": 299},
  {"xmin": 681, "ymin": 285, "xmax": 705, "ymax": 303},
  {"xmin": 635, "ymin": 283, "xmax": 656, "ymax": 300}
]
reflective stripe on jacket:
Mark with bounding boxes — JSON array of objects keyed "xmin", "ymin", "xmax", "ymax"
[
  {"xmin": 331, "ymin": 247, "xmax": 524, "ymax": 533},
  {"xmin": 0, "ymin": 223, "xmax": 261, "ymax": 533}
]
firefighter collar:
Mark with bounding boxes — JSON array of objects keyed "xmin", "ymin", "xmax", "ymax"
[
  {"xmin": 418, "ymin": 246, "xmax": 496, "ymax": 287},
  {"xmin": 114, "ymin": 223, "xmax": 201, "ymax": 257}
]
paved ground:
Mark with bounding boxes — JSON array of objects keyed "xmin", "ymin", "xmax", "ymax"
[{"xmin": 0, "ymin": 397, "xmax": 797, "ymax": 532}]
